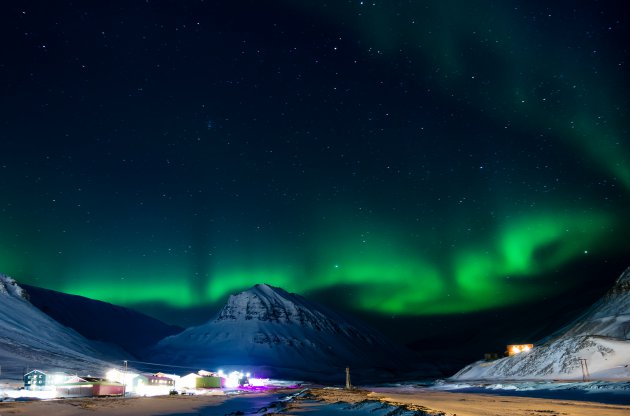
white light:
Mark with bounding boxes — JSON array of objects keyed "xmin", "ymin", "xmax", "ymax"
[
  {"xmin": 224, "ymin": 371, "xmax": 241, "ymax": 389},
  {"xmin": 249, "ymin": 377, "xmax": 268, "ymax": 387},
  {"xmin": 106, "ymin": 369, "xmax": 122, "ymax": 383},
  {"xmin": 50, "ymin": 373, "xmax": 67, "ymax": 385}
]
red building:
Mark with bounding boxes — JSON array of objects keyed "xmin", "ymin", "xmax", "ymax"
[{"xmin": 57, "ymin": 376, "xmax": 125, "ymax": 397}]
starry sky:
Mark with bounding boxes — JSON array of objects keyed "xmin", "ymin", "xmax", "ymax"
[{"xmin": 1, "ymin": 1, "xmax": 629, "ymax": 348}]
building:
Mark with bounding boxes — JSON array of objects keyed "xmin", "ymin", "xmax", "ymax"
[
  {"xmin": 23, "ymin": 370, "xmax": 47, "ymax": 390},
  {"xmin": 132, "ymin": 374, "xmax": 175, "ymax": 396},
  {"xmin": 154, "ymin": 372, "xmax": 180, "ymax": 385},
  {"xmin": 196, "ymin": 375, "xmax": 222, "ymax": 388},
  {"xmin": 178, "ymin": 371, "xmax": 222, "ymax": 390},
  {"xmin": 56, "ymin": 377, "xmax": 125, "ymax": 398},
  {"xmin": 23, "ymin": 370, "xmax": 72, "ymax": 390}
]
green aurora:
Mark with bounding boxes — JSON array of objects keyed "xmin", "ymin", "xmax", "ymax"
[{"xmin": 3, "ymin": 208, "xmax": 621, "ymax": 317}]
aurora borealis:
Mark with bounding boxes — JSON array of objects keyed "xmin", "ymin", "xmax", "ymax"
[{"xmin": 1, "ymin": 1, "xmax": 629, "ymax": 332}]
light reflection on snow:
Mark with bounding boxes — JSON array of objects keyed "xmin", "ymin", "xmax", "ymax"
[{"xmin": 4, "ymin": 389, "xmax": 58, "ymax": 400}]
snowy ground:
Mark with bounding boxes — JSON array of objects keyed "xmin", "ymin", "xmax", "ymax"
[
  {"xmin": 428, "ymin": 379, "xmax": 630, "ymax": 405},
  {"xmin": 2, "ymin": 384, "xmax": 630, "ymax": 415}
]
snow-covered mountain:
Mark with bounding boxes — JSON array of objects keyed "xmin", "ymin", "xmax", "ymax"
[
  {"xmin": 452, "ymin": 267, "xmax": 630, "ymax": 381},
  {"xmin": 150, "ymin": 284, "xmax": 436, "ymax": 381},
  {"xmin": 23, "ymin": 284, "xmax": 182, "ymax": 358},
  {"xmin": 0, "ymin": 274, "xmax": 128, "ymax": 375}
]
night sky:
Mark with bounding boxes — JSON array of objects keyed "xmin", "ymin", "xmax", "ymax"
[{"xmin": 1, "ymin": 1, "xmax": 629, "ymax": 351}]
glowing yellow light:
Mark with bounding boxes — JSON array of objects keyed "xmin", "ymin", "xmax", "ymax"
[{"xmin": 507, "ymin": 343, "xmax": 534, "ymax": 356}]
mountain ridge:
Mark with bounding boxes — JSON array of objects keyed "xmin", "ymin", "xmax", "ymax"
[{"xmin": 22, "ymin": 283, "xmax": 183, "ymax": 357}]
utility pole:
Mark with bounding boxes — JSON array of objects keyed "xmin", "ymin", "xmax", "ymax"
[
  {"xmin": 345, "ymin": 366, "xmax": 351, "ymax": 390},
  {"xmin": 578, "ymin": 358, "xmax": 590, "ymax": 382},
  {"xmin": 123, "ymin": 360, "xmax": 128, "ymax": 396}
]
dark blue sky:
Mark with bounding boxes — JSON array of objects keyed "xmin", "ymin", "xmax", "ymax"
[{"xmin": 1, "ymin": 2, "xmax": 628, "ymax": 354}]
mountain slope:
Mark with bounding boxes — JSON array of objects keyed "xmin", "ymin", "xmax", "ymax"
[
  {"xmin": 23, "ymin": 284, "xmax": 182, "ymax": 357},
  {"xmin": 0, "ymin": 273, "xmax": 128, "ymax": 375},
  {"xmin": 452, "ymin": 267, "xmax": 630, "ymax": 380},
  {"xmin": 560, "ymin": 268, "xmax": 630, "ymax": 339},
  {"xmin": 150, "ymin": 284, "xmax": 437, "ymax": 381}
]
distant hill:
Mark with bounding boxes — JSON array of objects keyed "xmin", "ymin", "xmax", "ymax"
[
  {"xmin": 452, "ymin": 266, "xmax": 630, "ymax": 380},
  {"xmin": 0, "ymin": 273, "xmax": 127, "ymax": 375},
  {"xmin": 23, "ymin": 284, "xmax": 182, "ymax": 358},
  {"xmin": 150, "ymin": 283, "xmax": 440, "ymax": 382}
]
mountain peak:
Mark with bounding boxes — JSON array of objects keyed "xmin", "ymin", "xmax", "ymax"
[
  {"xmin": 248, "ymin": 283, "xmax": 287, "ymax": 296},
  {"xmin": 253, "ymin": 283, "xmax": 275, "ymax": 289},
  {"xmin": 215, "ymin": 283, "xmax": 330, "ymax": 326}
]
